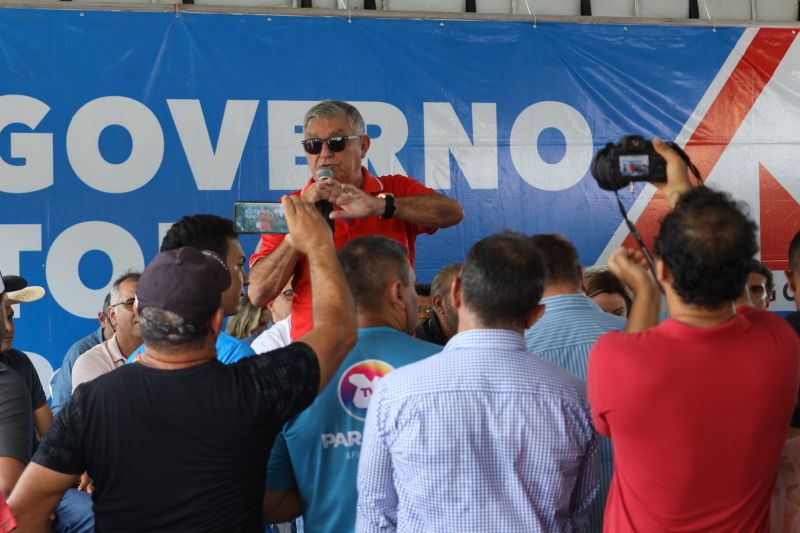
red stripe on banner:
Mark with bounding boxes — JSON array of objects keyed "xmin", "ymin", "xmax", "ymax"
[
  {"xmin": 759, "ymin": 163, "xmax": 800, "ymax": 271},
  {"xmin": 621, "ymin": 28, "xmax": 798, "ymax": 252}
]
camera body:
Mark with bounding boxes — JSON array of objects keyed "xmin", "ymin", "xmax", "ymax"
[{"xmin": 591, "ymin": 135, "xmax": 668, "ymax": 191}]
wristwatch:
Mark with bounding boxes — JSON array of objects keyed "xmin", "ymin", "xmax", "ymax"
[{"xmin": 377, "ymin": 193, "xmax": 395, "ymax": 219}]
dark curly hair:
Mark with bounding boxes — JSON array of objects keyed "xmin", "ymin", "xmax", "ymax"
[
  {"xmin": 160, "ymin": 214, "xmax": 237, "ymax": 258},
  {"xmin": 748, "ymin": 258, "xmax": 774, "ymax": 296},
  {"xmin": 654, "ymin": 187, "xmax": 758, "ymax": 310}
]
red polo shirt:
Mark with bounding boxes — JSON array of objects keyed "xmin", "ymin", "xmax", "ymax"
[
  {"xmin": 250, "ymin": 167, "xmax": 436, "ymax": 341},
  {"xmin": 588, "ymin": 308, "xmax": 800, "ymax": 532}
]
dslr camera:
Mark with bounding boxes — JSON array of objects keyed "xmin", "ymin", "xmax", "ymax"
[{"xmin": 591, "ymin": 135, "xmax": 669, "ymax": 192}]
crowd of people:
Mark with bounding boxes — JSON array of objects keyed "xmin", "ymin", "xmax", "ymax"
[{"xmin": 0, "ymin": 100, "xmax": 799, "ymax": 533}]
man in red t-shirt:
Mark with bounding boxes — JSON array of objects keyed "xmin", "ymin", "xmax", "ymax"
[
  {"xmin": 588, "ymin": 140, "xmax": 800, "ymax": 532},
  {"xmin": 249, "ymin": 100, "xmax": 463, "ymax": 341}
]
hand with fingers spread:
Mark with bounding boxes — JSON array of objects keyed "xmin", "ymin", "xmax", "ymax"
[
  {"xmin": 652, "ymin": 137, "xmax": 692, "ymax": 208},
  {"xmin": 325, "ymin": 180, "xmax": 383, "ymax": 220},
  {"xmin": 282, "ymin": 195, "xmax": 334, "ymax": 256}
]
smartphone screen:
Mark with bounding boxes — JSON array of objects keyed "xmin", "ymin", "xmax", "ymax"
[{"xmin": 233, "ymin": 202, "xmax": 289, "ymax": 234}]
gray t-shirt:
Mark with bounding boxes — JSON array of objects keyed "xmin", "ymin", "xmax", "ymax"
[{"xmin": 0, "ymin": 362, "xmax": 32, "ymax": 463}]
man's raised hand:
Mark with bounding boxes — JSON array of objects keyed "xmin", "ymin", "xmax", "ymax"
[
  {"xmin": 282, "ymin": 195, "xmax": 334, "ymax": 255},
  {"xmin": 652, "ymin": 137, "xmax": 693, "ymax": 208}
]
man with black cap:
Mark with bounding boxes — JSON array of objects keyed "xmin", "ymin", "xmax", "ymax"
[{"xmin": 8, "ymin": 196, "xmax": 357, "ymax": 532}]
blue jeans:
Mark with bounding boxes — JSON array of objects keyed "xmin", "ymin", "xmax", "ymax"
[{"xmin": 52, "ymin": 488, "xmax": 94, "ymax": 533}]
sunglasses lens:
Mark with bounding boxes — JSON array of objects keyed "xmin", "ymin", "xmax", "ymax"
[
  {"xmin": 302, "ymin": 139, "xmax": 323, "ymax": 155},
  {"xmin": 327, "ymin": 137, "xmax": 348, "ymax": 152}
]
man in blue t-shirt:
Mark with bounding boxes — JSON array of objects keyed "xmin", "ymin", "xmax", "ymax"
[
  {"xmin": 127, "ymin": 214, "xmax": 255, "ymax": 365},
  {"xmin": 263, "ymin": 236, "xmax": 441, "ymax": 531}
]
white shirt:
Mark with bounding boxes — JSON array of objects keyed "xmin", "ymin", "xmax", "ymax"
[{"xmin": 250, "ymin": 316, "xmax": 292, "ymax": 354}]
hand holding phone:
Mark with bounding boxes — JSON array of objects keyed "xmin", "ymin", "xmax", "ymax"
[{"xmin": 233, "ymin": 202, "xmax": 289, "ymax": 234}]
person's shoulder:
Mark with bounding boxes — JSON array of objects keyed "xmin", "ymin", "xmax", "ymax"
[
  {"xmin": 217, "ymin": 332, "xmax": 256, "ymax": 364},
  {"xmin": 376, "ymin": 174, "xmax": 428, "ymax": 193},
  {"xmin": 743, "ymin": 309, "xmax": 800, "ymax": 341},
  {"xmin": 66, "ymin": 329, "xmax": 103, "ymax": 357},
  {"xmin": 360, "ymin": 328, "xmax": 441, "ymax": 355},
  {"xmin": 74, "ymin": 341, "xmax": 107, "ymax": 366}
]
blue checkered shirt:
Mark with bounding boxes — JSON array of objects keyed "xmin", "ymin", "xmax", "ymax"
[
  {"xmin": 525, "ymin": 294, "xmax": 626, "ymax": 532},
  {"xmin": 356, "ymin": 329, "xmax": 599, "ymax": 532}
]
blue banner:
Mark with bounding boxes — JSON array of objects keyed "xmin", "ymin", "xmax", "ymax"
[{"xmin": 1, "ymin": 7, "xmax": 774, "ymax": 388}]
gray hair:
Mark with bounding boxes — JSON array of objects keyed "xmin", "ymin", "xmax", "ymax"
[
  {"xmin": 110, "ymin": 270, "xmax": 141, "ymax": 305},
  {"xmin": 304, "ymin": 100, "xmax": 366, "ymax": 136},
  {"xmin": 431, "ymin": 263, "xmax": 462, "ymax": 301}
]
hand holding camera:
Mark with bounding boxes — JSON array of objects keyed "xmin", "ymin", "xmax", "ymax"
[{"xmin": 591, "ymin": 134, "xmax": 695, "ymax": 206}]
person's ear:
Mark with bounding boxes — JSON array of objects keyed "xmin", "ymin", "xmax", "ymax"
[
  {"xmin": 385, "ymin": 278, "xmax": 403, "ymax": 308},
  {"xmin": 210, "ymin": 308, "xmax": 224, "ymax": 337},
  {"xmin": 786, "ymin": 269, "xmax": 797, "ymax": 294},
  {"xmin": 578, "ymin": 265, "xmax": 587, "ymax": 293},
  {"xmin": 431, "ymin": 293, "xmax": 445, "ymax": 315},
  {"xmin": 360, "ymin": 135, "xmax": 370, "ymax": 159},
  {"xmin": 524, "ymin": 304, "xmax": 546, "ymax": 329},
  {"xmin": 656, "ymin": 259, "xmax": 671, "ymax": 285},
  {"xmin": 450, "ymin": 275, "xmax": 462, "ymax": 311}
]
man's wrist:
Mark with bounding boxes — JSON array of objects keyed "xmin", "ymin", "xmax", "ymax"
[{"xmin": 376, "ymin": 193, "xmax": 395, "ymax": 219}]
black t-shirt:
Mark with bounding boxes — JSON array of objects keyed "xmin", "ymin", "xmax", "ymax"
[
  {"xmin": 787, "ymin": 312, "xmax": 800, "ymax": 337},
  {"xmin": 0, "ymin": 362, "xmax": 32, "ymax": 464},
  {"xmin": 0, "ymin": 349, "xmax": 47, "ymax": 411},
  {"xmin": 33, "ymin": 342, "xmax": 320, "ymax": 533}
]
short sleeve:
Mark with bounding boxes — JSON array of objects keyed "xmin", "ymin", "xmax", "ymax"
[
  {"xmin": 387, "ymin": 174, "xmax": 436, "ymax": 198},
  {"xmin": 27, "ymin": 357, "xmax": 47, "ymax": 410},
  {"xmin": 12, "ymin": 351, "xmax": 47, "ymax": 409},
  {"xmin": 32, "ymin": 386, "xmax": 87, "ymax": 475},
  {"xmin": 236, "ymin": 342, "xmax": 320, "ymax": 426},
  {"xmin": 266, "ymin": 431, "xmax": 298, "ymax": 491},
  {"xmin": 250, "ymin": 233, "xmax": 288, "ymax": 269},
  {"xmin": 0, "ymin": 368, "xmax": 33, "ymax": 463},
  {"xmin": 385, "ymin": 175, "xmax": 440, "ymax": 236}
]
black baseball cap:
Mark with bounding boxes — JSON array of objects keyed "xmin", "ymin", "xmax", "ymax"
[
  {"xmin": 136, "ymin": 247, "xmax": 231, "ymax": 326},
  {"xmin": 2, "ymin": 275, "xmax": 25, "ymax": 293}
]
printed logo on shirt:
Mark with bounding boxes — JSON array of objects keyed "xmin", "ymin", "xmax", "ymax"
[{"xmin": 338, "ymin": 359, "xmax": 393, "ymax": 421}]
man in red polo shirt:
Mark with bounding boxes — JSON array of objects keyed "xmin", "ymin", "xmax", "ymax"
[
  {"xmin": 249, "ymin": 100, "xmax": 463, "ymax": 341},
  {"xmin": 588, "ymin": 139, "xmax": 800, "ymax": 532}
]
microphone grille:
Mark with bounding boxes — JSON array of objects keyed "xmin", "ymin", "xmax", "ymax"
[{"xmin": 316, "ymin": 167, "xmax": 333, "ymax": 181}]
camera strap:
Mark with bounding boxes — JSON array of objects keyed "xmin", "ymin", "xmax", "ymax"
[{"xmin": 613, "ymin": 144, "xmax": 703, "ymax": 294}]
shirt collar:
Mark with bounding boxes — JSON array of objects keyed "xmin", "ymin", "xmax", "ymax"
[
  {"xmin": 443, "ymin": 329, "xmax": 527, "ymax": 353},
  {"xmin": 301, "ymin": 167, "xmax": 383, "ymax": 194},
  {"xmin": 541, "ymin": 293, "xmax": 603, "ymax": 311},
  {"xmin": 106, "ymin": 333, "xmax": 127, "ymax": 363}
]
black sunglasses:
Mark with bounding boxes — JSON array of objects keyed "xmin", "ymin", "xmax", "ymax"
[{"xmin": 301, "ymin": 135, "xmax": 361, "ymax": 155}]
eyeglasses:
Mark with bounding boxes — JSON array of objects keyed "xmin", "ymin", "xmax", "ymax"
[
  {"xmin": 301, "ymin": 136, "xmax": 361, "ymax": 155},
  {"xmin": 418, "ymin": 305, "xmax": 432, "ymax": 315},
  {"xmin": 110, "ymin": 297, "xmax": 135, "ymax": 310},
  {"xmin": 282, "ymin": 289, "xmax": 294, "ymax": 300}
]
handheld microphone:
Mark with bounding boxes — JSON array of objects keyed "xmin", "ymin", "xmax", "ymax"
[{"xmin": 314, "ymin": 167, "xmax": 335, "ymax": 232}]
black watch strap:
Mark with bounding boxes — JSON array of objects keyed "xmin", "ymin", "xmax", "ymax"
[{"xmin": 379, "ymin": 194, "xmax": 395, "ymax": 219}]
